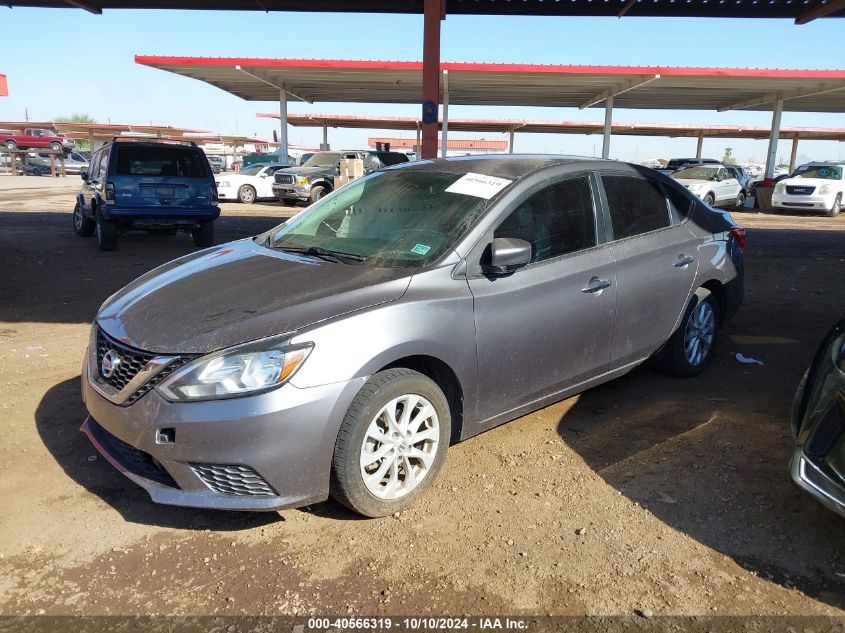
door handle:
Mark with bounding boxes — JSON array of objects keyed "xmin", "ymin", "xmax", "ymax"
[
  {"xmin": 673, "ymin": 255, "xmax": 695, "ymax": 268},
  {"xmin": 581, "ymin": 277, "xmax": 612, "ymax": 294}
]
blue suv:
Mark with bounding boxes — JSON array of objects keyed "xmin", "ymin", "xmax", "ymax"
[{"xmin": 73, "ymin": 140, "xmax": 220, "ymax": 251}]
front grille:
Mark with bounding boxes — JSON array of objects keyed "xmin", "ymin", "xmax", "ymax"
[
  {"xmin": 87, "ymin": 418, "xmax": 178, "ymax": 488},
  {"xmin": 787, "ymin": 185, "xmax": 816, "ymax": 195},
  {"xmin": 95, "ymin": 328, "xmax": 190, "ymax": 405},
  {"xmin": 189, "ymin": 463, "xmax": 277, "ymax": 497},
  {"xmin": 274, "ymin": 173, "xmax": 294, "ymax": 185}
]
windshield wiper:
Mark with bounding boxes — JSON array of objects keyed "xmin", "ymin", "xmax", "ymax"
[{"xmin": 270, "ymin": 244, "xmax": 366, "ymax": 264}]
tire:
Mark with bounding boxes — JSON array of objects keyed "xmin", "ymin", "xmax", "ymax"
[
  {"xmin": 50, "ymin": 142, "xmax": 62, "ymax": 152},
  {"xmin": 703, "ymin": 193, "xmax": 715, "ymax": 207},
  {"xmin": 95, "ymin": 212, "xmax": 118, "ymax": 251},
  {"xmin": 330, "ymin": 368, "xmax": 451, "ymax": 517},
  {"xmin": 72, "ymin": 202, "xmax": 95, "ymax": 237},
  {"xmin": 657, "ymin": 287, "xmax": 720, "ymax": 377},
  {"xmin": 237, "ymin": 185, "xmax": 256, "ymax": 204},
  {"xmin": 826, "ymin": 193, "xmax": 841, "ymax": 218},
  {"xmin": 192, "ymin": 221, "xmax": 214, "ymax": 247},
  {"xmin": 309, "ymin": 185, "xmax": 328, "ymax": 204},
  {"xmin": 734, "ymin": 192, "xmax": 745, "ymax": 210},
  {"xmin": 4, "ymin": 140, "xmax": 17, "ymax": 151}
]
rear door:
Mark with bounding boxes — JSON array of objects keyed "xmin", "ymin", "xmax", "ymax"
[
  {"xmin": 597, "ymin": 172, "xmax": 700, "ymax": 369},
  {"xmin": 468, "ymin": 172, "xmax": 617, "ymax": 424},
  {"xmin": 717, "ymin": 167, "xmax": 739, "ymax": 203},
  {"xmin": 111, "ymin": 144, "xmax": 213, "ymax": 210}
]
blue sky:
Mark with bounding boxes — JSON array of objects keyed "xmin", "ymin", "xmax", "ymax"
[{"xmin": 1, "ymin": 8, "xmax": 843, "ymax": 163}]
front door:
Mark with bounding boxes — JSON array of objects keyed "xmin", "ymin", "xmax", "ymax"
[{"xmin": 467, "ymin": 173, "xmax": 617, "ymax": 425}]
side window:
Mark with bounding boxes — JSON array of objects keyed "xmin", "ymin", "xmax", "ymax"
[
  {"xmin": 494, "ymin": 175, "xmax": 596, "ymax": 264},
  {"xmin": 87, "ymin": 151, "xmax": 100, "ymax": 180},
  {"xmin": 719, "ymin": 168, "xmax": 729, "ymax": 180},
  {"xmin": 662, "ymin": 182, "xmax": 694, "ymax": 222},
  {"xmin": 97, "ymin": 151, "xmax": 109, "ymax": 180},
  {"xmin": 602, "ymin": 175, "xmax": 671, "ymax": 240}
]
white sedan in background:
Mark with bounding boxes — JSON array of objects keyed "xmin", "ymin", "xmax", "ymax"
[
  {"xmin": 671, "ymin": 164, "xmax": 745, "ymax": 208},
  {"xmin": 216, "ymin": 163, "xmax": 290, "ymax": 204}
]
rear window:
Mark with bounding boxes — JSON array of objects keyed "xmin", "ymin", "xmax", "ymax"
[
  {"xmin": 374, "ymin": 152, "xmax": 409, "ymax": 166},
  {"xmin": 114, "ymin": 145, "xmax": 208, "ymax": 178}
]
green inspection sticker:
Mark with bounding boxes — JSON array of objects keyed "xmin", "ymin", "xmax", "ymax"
[{"xmin": 411, "ymin": 243, "xmax": 431, "ymax": 255}]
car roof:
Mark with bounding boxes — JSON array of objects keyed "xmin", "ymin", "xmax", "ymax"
[{"xmin": 386, "ymin": 154, "xmax": 619, "ymax": 180}]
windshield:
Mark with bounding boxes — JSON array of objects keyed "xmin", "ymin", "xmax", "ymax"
[
  {"xmin": 303, "ymin": 152, "xmax": 341, "ymax": 168},
  {"xmin": 238, "ymin": 164, "xmax": 265, "ymax": 176},
  {"xmin": 266, "ymin": 169, "xmax": 508, "ymax": 268},
  {"xmin": 792, "ymin": 165, "xmax": 842, "ymax": 180},
  {"xmin": 674, "ymin": 166, "xmax": 719, "ymax": 180}
]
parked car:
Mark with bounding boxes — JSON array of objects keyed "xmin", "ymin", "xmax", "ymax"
[
  {"xmin": 206, "ymin": 155, "xmax": 224, "ymax": 174},
  {"xmin": 216, "ymin": 162, "xmax": 291, "ymax": 204},
  {"xmin": 79, "ymin": 155, "xmax": 744, "ymax": 517},
  {"xmin": 0, "ymin": 128, "xmax": 74, "ymax": 152},
  {"xmin": 31, "ymin": 151, "xmax": 89, "ymax": 175},
  {"xmin": 726, "ymin": 165, "xmax": 752, "ymax": 195},
  {"xmin": 790, "ymin": 317, "xmax": 845, "ymax": 518},
  {"xmin": 272, "ymin": 150, "xmax": 410, "ymax": 205},
  {"xmin": 72, "ymin": 140, "xmax": 220, "ymax": 251},
  {"xmin": 656, "ymin": 157, "xmax": 719, "ymax": 175},
  {"xmin": 772, "ymin": 162, "xmax": 844, "ymax": 217},
  {"xmin": 748, "ymin": 173, "xmax": 790, "ymax": 198},
  {"xmin": 671, "ymin": 163, "xmax": 745, "ymax": 208}
]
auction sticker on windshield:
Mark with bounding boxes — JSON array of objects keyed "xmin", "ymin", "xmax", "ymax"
[
  {"xmin": 411, "ymin": 243, "xmax": 431, "ymax": 255},
  {"xmin": 445, "ymin": 173, "xmax": 513, "ymax": 199}
]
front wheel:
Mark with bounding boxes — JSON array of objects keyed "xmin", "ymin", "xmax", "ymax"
[
  {"xmin": 238, "ymin": 185, "xmax": 256, "ymax": 204},
  {"xmin": 657, "ymin": 288, "xmax": 719, "ymax": 377},
  {"xmin": 309, "ymin": 185, "xmax": 328, "ymax": 204},
  {"xmin": 192, "ymin": 221, "xmax": 214, "ymax": 247},
  {"xmin": 703, "ymin": 193, "xmax": 715, "ymax": 207},
  {"xmin": 330, "ymin": 369, "xmax": 451, "ymax": 517},
  {"xmin": 827, "ymin": 193, "xmax": 841, "ymax": 218},
  {"xmin": 72, "ymin": 202, "xmax": 95, "ymax": 237},
  {"xmin": 734, "ymin": 192, "xmax": 746, "ymax": 209},
  {"xmin": 50, "ymin": 142, "xmax": 62, "ymax": 152},
  {"xmin": 5, "ymin": 140, "xmax": 17, "ymax": 151}
]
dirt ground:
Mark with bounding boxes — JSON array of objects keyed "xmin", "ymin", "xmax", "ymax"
[{"xmin": 1, "ymin": 176, "xmax": 844, "ymax": 619}]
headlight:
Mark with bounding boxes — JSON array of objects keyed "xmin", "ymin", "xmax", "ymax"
[
  {"xmin": 216, "ymin": 180, "xmax": 230, "ymax": 188},
  {"xmin": 295, "ymin": 176, "xmax": 309, "ymax": 185},
  {"xmin": 157, "ymin": 338, "xmax": 312, "ymax": 402},
  {"xmin": 774, "ymin": 182, "xmax": 785, "ymax": 194},
  {"xmin": 819, "ymin": 184, "xmax": 832, "ymax": 195}
]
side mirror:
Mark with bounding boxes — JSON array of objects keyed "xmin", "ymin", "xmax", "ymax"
[
  {"xmin": 80, "ymin": 171, "xmax": 88, "ymax": 181},
  {"xmin": 486, "ymin": 237, "xmax": 532, "ymax": 274}
]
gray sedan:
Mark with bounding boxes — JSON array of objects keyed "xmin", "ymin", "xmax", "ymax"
[{"xmin": 80, "ymin": 155, "xmax": 745, "ymax": 517}]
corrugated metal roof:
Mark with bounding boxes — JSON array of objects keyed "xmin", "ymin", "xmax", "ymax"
[
  {"xmin": 369, "ymin": 136, "xmax": 508, "ymax": 150},
  {"xmin": 137, "ymin": 57, "xmax": 845, "ymax": 113},
  {"xmin": 6, "ymin": 0, "xmax": 845, "ymax": 21}
]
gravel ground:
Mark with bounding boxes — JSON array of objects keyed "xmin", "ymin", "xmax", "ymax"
[{"xmin": 0, "ymin": 181, "xmax": 844, "ymax": 618}]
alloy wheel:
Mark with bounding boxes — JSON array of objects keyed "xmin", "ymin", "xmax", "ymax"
[
  {"xmin": 684, "ymin": 301, "xmax": 715, "ymax": 366},
  {"xmin": 73, "ymin": 206, "xmax": 83, "ymax": 231},
  {"xmin": 359, "ymin": 394, "xmax": 440, "ymax": 500}
]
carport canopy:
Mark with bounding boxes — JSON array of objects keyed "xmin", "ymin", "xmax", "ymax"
[{"xmin": 137, "ymin": 56, "xmax": 845, "ymax": 177}]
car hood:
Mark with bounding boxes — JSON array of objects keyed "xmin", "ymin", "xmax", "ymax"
[
  {"xmin": 275, "ymin": 166, "xmax": 332, "ymax": 177},
  {"xmin": 673, "ymin": 178, "xmax": 714, "ymax": 187},
  {"xmin": 780, "ymin": 177, "xmax": 838, "ymax": 188},
  {"xmin": 96, "ymin": 239, "xmax": 412, "ymax": 355}
]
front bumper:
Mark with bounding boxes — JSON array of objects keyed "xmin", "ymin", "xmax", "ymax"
[
  {"xmin": 272, "ymin": 183, "xmax": 310, "ymax": 200},
  {"xmin": 771, "ymin": 193, "xmax": 834, "ymax": 211},
  {"xmin": 81, "ymin": 358, "xmax": 365, "ymax": 511},
  {"xmin": 790, "ymin": 450, "xmax": 845, "ymax": 518}
]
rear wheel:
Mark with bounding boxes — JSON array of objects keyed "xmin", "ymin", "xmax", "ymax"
[
  {"xmin": 238, "ymin": 185, "xmax": 256, "ymax": 204},
  {"xmin": 657, "ymin": 288, "xmax": 719, "ymax": 377},
  {"xmin": 192, "ymin": 221, "xmax": 214, "ymax": 247},
  {"xmin": 95, "ymin": 212, "xmax": 118, "ymax": 251},
  {"xmin": 309, "ymin": 185, "xmax": 328, "ymax": 204},
  {"xmin": 72, "ymin": 202, "xmax": 95, "ymax": 237},
  {"xmin": 826, "ymin": 193, "xmax": 841, "ymax": 218},
  {"xmin": 703, "ymin": 193, "xmax": 715, "ymax": 207},
  {"xmin": 330, "ymin": 369, "xmax": 451, "ymax": 517}
]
